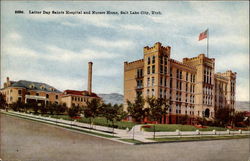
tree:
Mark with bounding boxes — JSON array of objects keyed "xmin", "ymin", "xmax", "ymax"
[
  {"xmin": 0, "ymin": 93, "xmax": 7, "ymax": 109},
  {"xmin": 68, "ymin": 104, "xmax": 81, "ymax": 118},
  {"xmin": 101, "ymin": 103, "xmax": 128, "ymax": 133},
  {"xmin": 10, "ymin": 101, "xmax": 25, "ymax": 112},
  {"xmin": 127, "ymin": 95, "xmax": 146, "ymax": 123},
  {"xmin": 83, "ymin": 99, "xmax": 102, "ymax": 128},
  {"xmin": 146, "ymin": 97, "xmax": 169, "ymax": 139},
  {"xmin": 233, "ymin": 111, "xmax": 246, "ymax": 127},
  {"xmin": 215, "ymin": 107, "xmax": 234, "ymax": 127}
]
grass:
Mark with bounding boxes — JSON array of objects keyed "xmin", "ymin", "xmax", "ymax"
[
  {"xmin": 41, "ymin": 114, "xmax": 136, "ymax": 130},
  {"xmin": 1, "ymin": 112, "xmax": 118, "ymax": 138},
  {"xmin": 143, "ymin": 124, "xmax": 230, "ymax": 132},
  {"xmin": 149, "ymin": 135, "xmax": 250, "ymax": 142},
  {"xmin": 119, "ymin": 139, "xmax": 143, "ymax": 144}
]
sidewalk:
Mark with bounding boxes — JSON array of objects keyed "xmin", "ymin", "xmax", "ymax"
[{"xmin": 1, "ymin": 110, "xmax": 249, "ymax": 145}]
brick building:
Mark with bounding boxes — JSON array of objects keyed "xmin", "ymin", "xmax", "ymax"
[
  {"xmin": 124, "ymin": 42, "xmax": 236, "ymax": 123},
  {"xmin": 0, "ymin": 77, "xmax": 61, "ymax": 105}
]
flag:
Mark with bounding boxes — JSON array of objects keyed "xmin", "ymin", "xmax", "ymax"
[{"xmin": 198, "ymin": 29, "xmax": 208, "ymax": 41}]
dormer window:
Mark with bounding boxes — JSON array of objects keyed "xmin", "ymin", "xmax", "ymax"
[
  {"xmin": 29, "ymin": 84, "xmax": 35, "ymax": 88},
  {"xmin": 49, "ymin": 88, "xmax": 55, "ymax": 91},
  {"xmin": 40, "ymin": 85, "xmax": 45, "ymax": 90}
]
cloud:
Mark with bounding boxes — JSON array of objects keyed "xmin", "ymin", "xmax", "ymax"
[
  {"xmin": 236, "ymin": 78, "xmax": 249, "ymax": 101},
  {"xmin": 8, "ymin": 32, "xmax": 22, "ymax": 41},
  {"xmin": 1, "ymin": 69, "xmax": 84, "ymax": 91},
  {"xmin": 88, "ymin": 37, "xmax": 134, "ymax": 49},
  {"xmin": 216, "ymin": 53, "xmax": 249, "ymax": 71},
  {"xmin": 120, "ymin": 24, "xmax": 145, "ymax": 31}
]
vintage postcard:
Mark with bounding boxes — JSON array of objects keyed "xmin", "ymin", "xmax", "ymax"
[{"xmin": 0, "ymin": 1, "xmax": 249, "ymax": 161}]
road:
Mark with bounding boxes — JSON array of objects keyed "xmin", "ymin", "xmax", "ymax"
[{"xmin": 1, "ymin": 114, "xmax": 249, "ymax": 161}]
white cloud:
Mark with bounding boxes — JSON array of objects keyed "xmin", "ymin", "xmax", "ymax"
[
  {"xmin": 120, "ymin": 24, "xmax": 145, "ymax": 31},
  {"xmin": 8, "ymin": 32, "xmax": 22, "ymax": 41},
  {"xmin": 1, "ymin": 70, "xmax": 84, "ymax": 91},
  {"xmin": 216, "ymin": 53, "xmax": 249, "ymax": 71},
  {"xmin": 88, "ymin": 37, "xmax": 134, "ymax": 49},
  {"xmin": 236, "ymin": 78, "xmax": 249, "ymax": 101}
]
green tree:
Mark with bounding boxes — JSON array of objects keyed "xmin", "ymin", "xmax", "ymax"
[
  {"xmin": 233, "ymin": 111, "xmax": 246, "ymax": 127},
  {"xmin": 127, "ymin": 95, "xmax": 146, "ymax": 123},
  {"xmin": 0, "ymin": 93, "xmax": 7, "ymax": 109},
  {"xmin": 68, "ymin": 104, "xmax": 81, "ymax": 118},
  {"xmin": 146, "ymin": 97, "xmax": 169, "ymax": 139},
  {"xmin": 101, "ymin": 103, "xmax": 128, "ymax": 133},
  {"xmin": 83, "ymin": 99, "xmax": 102, "ymax": 128},
  {"xmin": 215, "ymin": 107, "xmax": 234, "ymax": 127}
]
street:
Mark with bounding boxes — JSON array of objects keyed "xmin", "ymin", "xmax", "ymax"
[{"xmin": 1, "ymin": 114, "xmax": 249, "ymax": 161}]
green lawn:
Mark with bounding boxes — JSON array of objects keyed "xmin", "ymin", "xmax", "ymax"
[
  {"xmin": 2, "ymin": 112, "xmax": 118, "ymax": 138},
  {"xmin": 149, "ymin": 135, "xmax": 249, "ymax": 142},
  {"xmin": 143, "ymin": 124, "xmax": 229, "ymax": 132},
  {"xmin": 42, "ymin": 114, "xmax": 136, "ymax": 130}
]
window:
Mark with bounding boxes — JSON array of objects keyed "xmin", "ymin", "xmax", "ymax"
[
  {"xmin": 160, "ymin": 89, "xmax": 162, "ymax": 98},
  {"xmin": 164, "ymin": 56, "xmax": 168, "ymax": 65},
  {"xmin": 56, "ymin": 95, "xmax": 58, "ymax": 99},
  {"xmin": 160, "ymin": 56, "xmax": 163, "ymax": 64},
  {"xmin": 18, "ymin": 90, "xmax": 22, "ymax": 95},
  {"xmin": 18, "ymin": 97, "xmax": 21, "ymax": 102},
  {"xmin": 147, "ymin": 89, "xmax": 150, "ymax": 96},
  {"xmin": 36, "ymin": 93, "xmax": 39, "ymax": 96},
  {"xmin": 147, "ymin": 78, "xmax": 150, "ymax": 87},
  {"xmin": 152, "ymin": 56, "xmax": 155, "ymax": 64},
  {"xmin": 186, "ymin": 73, "xmax": 188, "ymax": 81},
  {"xmin": 170, "ymin": 68, "xmax": 172, "ymax": 77},
  {"xmin": 160, "ymin": 77, "xmax": 163, "ymax": 86},
  {"xmin": 27, "ymin": 92, "xmax": 30, "ymax": 95},
  {"xmin": 164, "ymin": 66, "xmax": 167, "ymax": 74},
  {"xmin": 147, "ymin": 57, "xmax": 151, "ymax": 65},
  {"xmin": 160, "ymin": 65, "xmax": 163, "ymax": 73},
  {"xmin": 147, "ymin": 66, "xmax": 150, "ymax": 74},
  {"xmin": 46, "ymin": 94, "xmax": 49, "ymax": 98},
  {"xmin": 152, "ymin": 65, "xmax": 155, "ymax": 74},
  {"xmin": 152, "ymin": 89, "xmax": 155, "ymax": 96},
  {"xmin": 152, "ymin": 77, "xmax": 155, "ymax": 86}
]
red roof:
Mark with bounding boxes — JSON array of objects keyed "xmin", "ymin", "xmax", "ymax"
[
  {"xmin": 244, "ymin": 111, "xmax": 250, "ymax": 117},
  {"xmin": 63, "ymin": 90, "xmax": 99, "ymax": 98}
]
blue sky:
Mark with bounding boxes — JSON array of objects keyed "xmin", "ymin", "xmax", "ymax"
[{"xmin": 1, "ymin": 1, "xmax": 249, "ymax": 101}]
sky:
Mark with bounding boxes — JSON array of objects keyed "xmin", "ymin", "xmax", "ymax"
[{"xmin": 1, "ymin": 1, "xmax": 249, "ymax": 101}]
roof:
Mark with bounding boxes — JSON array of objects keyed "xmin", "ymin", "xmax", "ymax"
[
  {"xmin": 63, "ymin": 90, "xmax": 99, "ymax": 98},
  {"xmin": 8, "ymin": 80, "xmax": 61, "ymax": 93}
]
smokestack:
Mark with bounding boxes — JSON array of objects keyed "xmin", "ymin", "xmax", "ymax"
[{"xmin": 88, "ymin": 62, "xmax": 93, "ymax": 95}]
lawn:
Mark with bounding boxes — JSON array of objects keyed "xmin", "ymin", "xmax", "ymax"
[
  {"xmin": 42, "ymin": 114, "xmax": 136, "ymax": 130},
  {"xmin": 149, "ymin": 135, "xmax": 249, "ymax": 142},
  {"xmin": 142, "ymin": 124, "xmax": 229, "ymax": 132}
]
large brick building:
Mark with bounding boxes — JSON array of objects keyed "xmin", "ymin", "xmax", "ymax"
[
  {"xmin": 0, "ymin": 77, "xmax": 62, "ymax": 105},
  {"xmin": 0, "ymin": 62, "xmax": 100, "ymax": 108},
  {"xmin": 124, "ymin": 42, "xmax": 236, "ymax": 123}
]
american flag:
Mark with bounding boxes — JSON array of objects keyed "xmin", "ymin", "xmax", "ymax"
[{"xmin": 198, "ymin": 29, "xmax": 208, "ymax": 41}]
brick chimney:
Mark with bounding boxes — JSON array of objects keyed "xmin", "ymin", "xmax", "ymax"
[{"xmin": 88, "ymin": 62, "xmax": 93, "ymax": 95}]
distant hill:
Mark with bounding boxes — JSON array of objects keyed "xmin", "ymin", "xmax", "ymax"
[
  {"xmin": 98, "ymin": 93, "xmax": 123, "ymax": 105},
  {"xmin": 235, "ymin": 101, "xmax": 250, "ymax": 112},
  {"xmin": 98, "ymin": 93, "xmax": 249, "ymax": 111}
]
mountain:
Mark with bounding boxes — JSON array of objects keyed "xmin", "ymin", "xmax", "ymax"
[
  {"xmin": 98, "ymin": 93, "xmax": 124, "ymax": 105},
  {"xmin": 98, "ymin": 93, "xmax": 249, "ymax": 112},
  {"xmin": 235, "ymin": 101, "xmax": 250, "ymax": 112}
]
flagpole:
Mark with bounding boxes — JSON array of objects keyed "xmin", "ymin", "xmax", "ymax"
[{"xmin": 207, "ymin": 28, "xmax": 209, "ymax": 57}]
